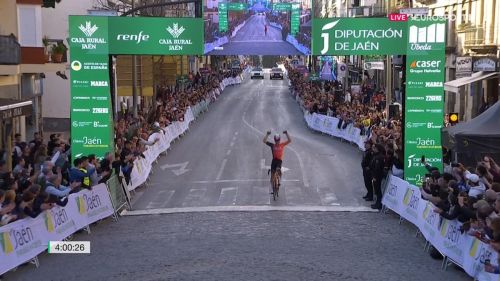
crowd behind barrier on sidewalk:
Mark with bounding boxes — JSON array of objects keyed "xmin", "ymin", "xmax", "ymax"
[
  {"xmin": 287, "ymin": 64, "xmax": 404, "ymax": 210},
  {"xmin": 287, "ymin": 62, "xmax": 500, "ymax": 279},
  {"xmin": 0, "ymin": 131, "xmax": 109, "ymax": 227},
  {"xmin": 381, "ymin": 154, "xmax": 500, "ymax": 280},
  {"xmin": 0, "ymin": 67, "xmax": 245, "ymax": 276},
  {"xmin": 115, "ymin": 70, "xmax": 243, "ymax": 187}
]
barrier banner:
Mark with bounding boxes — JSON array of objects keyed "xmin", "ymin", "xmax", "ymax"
[
  {"xmin": 381, "ymin": 175, "xmax": 500, "ymax": 279},
  {"xmin": 381, "ymin": 175, "xmax": 408, "ymax": 214},
  {"xmin": 0, "ymin": 184, "xmax": 113, "ymax": 274},
  {"xmin": 398, "ymin": 184, "xmax": 422, "ymax": 227},
  {"xmin": 305, "ymin": 113, "xmax": 367, "ymax": 151}
]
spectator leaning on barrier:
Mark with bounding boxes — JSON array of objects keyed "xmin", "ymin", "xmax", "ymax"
[
  {"xmin": 45, "ymin": 174, "xmax": 80, "ymax": 199},
  {"xmin": 69, "ymin": 156, "xmax": 94, "ymax": 190}
]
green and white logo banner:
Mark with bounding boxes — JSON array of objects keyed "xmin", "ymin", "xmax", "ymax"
[
  {"xmin": 404, "ymin": 18, "xmax": 446, "ymax": 186},
  {"xmin": 69, "ymin": 15, "xmax": 204, "ymax": 159},
  {"xmin": 312, "ymin": 18, "xmax": 408, "ymax": 55},
  {"xmin": 108, "ymin": 17, "xmax": 204, "ymax": 55},
  {"xmin": 69, "ymin": 16, "xmax": 113, "ymax": 159}
]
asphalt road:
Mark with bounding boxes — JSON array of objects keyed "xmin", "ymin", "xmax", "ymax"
[
  {"xmin": 131, "ymin": 73, "xmax": 369, "ymax": 212},
  {"xmin": 3, "ymin": 74, "xmax": 471, "ymax": 281},
  {"xmin": 208, "ymin": 15, "xmax": 302, "ymax": 55},
  {"xmin": 4, "ymin": 212, "xmax": 470, "ymax": 281}
]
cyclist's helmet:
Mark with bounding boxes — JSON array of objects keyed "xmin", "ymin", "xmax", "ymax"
[{"xmin": 274, "ymin": 134, "xmax": 280, "ymax": 142}]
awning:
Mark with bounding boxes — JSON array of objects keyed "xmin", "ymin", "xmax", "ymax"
[
  {"xmin": 0, "ymin": 100, "xmax": 33, "ymax": 120},
  {"xmin": 444, "ymin": 71, "xmax": 499, "ymax": 93}
]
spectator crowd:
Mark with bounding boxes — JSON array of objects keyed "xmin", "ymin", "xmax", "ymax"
[
  {"xmin": 0, "ymin": 132, "xmax": 108, "ymax": 226},
  {"xmin": 0, "ymin": 68, "xmax": 242, "ymax": 228},
  {"xmin": 288, "ymin": 62, "xmax": 500, "ymax": 272},
  {"xmin": 287, "ymin": 64, "xmax": 403, "ymax": 210}
]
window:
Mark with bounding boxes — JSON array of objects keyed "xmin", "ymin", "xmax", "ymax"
[{"xmin": 17, "ymin": 5, "xmax": 42, "ymax": 47}]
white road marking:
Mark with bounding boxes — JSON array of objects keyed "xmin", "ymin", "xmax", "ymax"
[
  {"xmin": 182, "ymin": 188, "xmax": 206, "ymax": 207},
  {"xmin": 226, "ymin": 150, "xmax": 231, "ymax": 156},
  {"xmin": 160, "ymin": 162, "xmax": 190, "ymax": 176},
  {"xmin": 317, "ymin": 187, "xmax": 339, "ymax": 206},
  {"xmin": 192, "ymin": 179, "xmax": 301, "ymax": 183},
  {"xmin": 286, "ymin": 145, "xmax": 310, "ymax": 188},
  {"xmin": 160, "ymin": 190, "xmax": 176, "ymax": 208},
  {"xmin": 253, "ymin": 186, "xmax": 271, "ymax": 205},
  {"xmin": 123, "ymin": 205, "xmax": 378, "ymax": 216},
  {"xmin": 235, "ymin": 132, "xmax": 239, "ymax": 136},
  {"xmin": 230, "ymin": 141, "xmax": 235, "ymax": 147},
  {"xmin": 216, "ymin": 159, "xmax": 228, "ymax": 181},
  {"xmin": 218, "ymin": 187, "xmax": 238, "ymax": 205}
]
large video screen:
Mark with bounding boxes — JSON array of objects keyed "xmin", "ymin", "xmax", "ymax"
[{"xmin": 204, "ymin": 0, "xmax": 311, "ymax": 55}]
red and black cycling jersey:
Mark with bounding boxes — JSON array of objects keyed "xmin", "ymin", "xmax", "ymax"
[{"xmin": 265, "ymin": 141, "xmax": 290, "ymax": 160}]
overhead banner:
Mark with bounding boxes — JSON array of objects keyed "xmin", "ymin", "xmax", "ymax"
[
  {"xmin": 404, "ymin": 18, "xmax": 446, "ymax": 185},
  {"xmin": 312, "ymin": 18, "xmax": 408, "ymax": 55},
  {"xmin": 70, "ymin": 16, "xmax": 204, "ymax": 55},
  {"xmin": 69, "ymin": 15, "xmax": 204, "ymax": 159},
  {"xmin": 108, "ymin": 17, "xmax": 204, "ymax": 55}
]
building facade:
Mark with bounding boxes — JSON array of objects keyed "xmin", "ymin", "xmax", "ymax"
[
  {"xmin": 0, "ymin": 0, "xmax": 66, "ymax": 169},
  {"xmin": 414, "ymin": 0, "xmax": 500, "ymax": 121}
]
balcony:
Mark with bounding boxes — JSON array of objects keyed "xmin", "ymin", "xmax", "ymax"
[
  {"xmin": 0, "ymin": 35, "xmax": 21, "ymax": 65},
  {"xmin": 464, "ymin": 25, "xmax": 498, "ymax": 54},
  {"xmin": 347, "ymin": 5, "xmax": 386, "ymax": 17}
]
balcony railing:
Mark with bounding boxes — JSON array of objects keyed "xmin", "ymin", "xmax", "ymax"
[
  {"xmin": 0, "ymin": 35, "xmax": 21, "ymax": 65},
  {"xmin": 464, "ymin": 25, "xmax": 497, "ymax": 47}
]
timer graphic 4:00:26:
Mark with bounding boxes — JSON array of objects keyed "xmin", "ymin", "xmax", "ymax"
[{"xmin": 48, "ymin": 241, "xmax": 91, "ymax": 254}]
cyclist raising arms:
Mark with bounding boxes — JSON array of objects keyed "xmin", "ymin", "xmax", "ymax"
[{"xmin": 263, "ymin": 130, "xmax": 291, "ymax": 185}]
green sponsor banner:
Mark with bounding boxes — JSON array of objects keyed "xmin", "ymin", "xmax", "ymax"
[
  {"xmin": 227, "ymin": 2, "xmax": 247, "ymax": 10},
  {"xmin": 291, "ymin": 3, "xmax": 300, "ymax": 35},
  {"xmin": 273, "ymin": 3, "xmax": 291, "ymax": 11},
  {"xmin": 404, "ymin": 18, "xmax": 446, "ymax": 186},
  {"xmin": 218, "ymin": 3, "xmax": 228, "ymax": 32},
  {"xmin": 69, "ymin": 16, "xmax": 113, "ymax": 160},
  {"xmin": 108, "ymin": 17, "xmax": 203, "ymax": 55},
  {"xmin": 69, "ymin": 15, "xmax": 204, "ymax": 160},
  {"xmin": 69, "ymin": 53, "xmax": 113, "ymax": 160},
  {"xmin": 312, "ymin": 18, "xmax": 408, "ymax": 55},
  {"xmin": 70, "ymin": 16, "xmax": 203, "ymax": 55}
]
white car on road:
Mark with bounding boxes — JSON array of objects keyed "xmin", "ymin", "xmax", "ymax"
[{"xmin": 251, "ymin": 67, "xmax": 264, "ymax": 79}]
